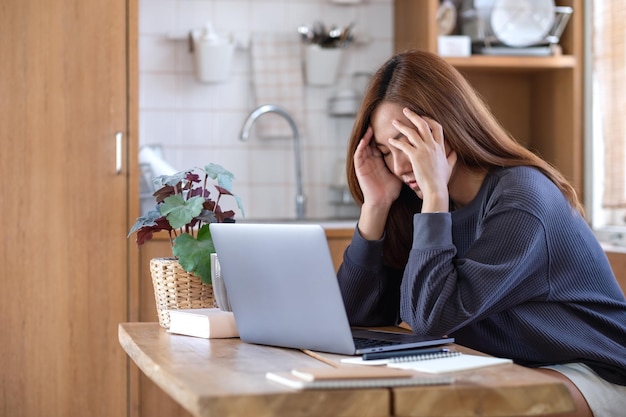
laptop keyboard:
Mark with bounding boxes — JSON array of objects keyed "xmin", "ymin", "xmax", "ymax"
[{"xmin": 353, "ymin": 336, "xmax": 400, "ymax": 349}]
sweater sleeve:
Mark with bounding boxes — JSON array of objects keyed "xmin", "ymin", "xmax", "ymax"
[
  {"xmin": 336, "ymin": 227, "xmax": 403, "ymax": 326},
  {"xmin": 401, "ymin": 209, "xmax": 551, "ymax": 336}
]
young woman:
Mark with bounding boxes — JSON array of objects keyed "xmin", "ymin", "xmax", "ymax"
[{"xmin": 337, "ymin": 50, "xmax": 626, "ymax": 417}]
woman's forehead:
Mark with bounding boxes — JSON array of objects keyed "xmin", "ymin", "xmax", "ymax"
[{"xmin": 371, "ymin": 103, "xmax": 408, "ymax": 145}]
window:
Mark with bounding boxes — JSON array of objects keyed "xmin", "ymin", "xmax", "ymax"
[{"xmin": 588, "ymin": 0, "xmax": 626, "ymax": 243}]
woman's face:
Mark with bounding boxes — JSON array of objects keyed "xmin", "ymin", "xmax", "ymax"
[{"xmin": 370, "ymin": 102, "xmax": 423, "ymax": 197}]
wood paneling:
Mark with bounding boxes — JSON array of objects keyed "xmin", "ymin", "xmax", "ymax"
[{"xmin": 0, "ymin": 1, "xmax": 135, "ymax": 416}]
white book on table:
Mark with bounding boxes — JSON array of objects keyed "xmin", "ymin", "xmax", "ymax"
[{"xmin": 167, "ymin": 308, "xmax": 238, "ymax": 339}]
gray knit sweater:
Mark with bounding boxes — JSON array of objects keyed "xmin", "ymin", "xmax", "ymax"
[{"xmin": 337, "ymin": 166, "xmax": 626, "ymax": 386}]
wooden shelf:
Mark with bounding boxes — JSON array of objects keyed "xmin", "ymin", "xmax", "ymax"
[{"xmin": 445, "ymin": 54, "xmax": 577, "ymax": 71}]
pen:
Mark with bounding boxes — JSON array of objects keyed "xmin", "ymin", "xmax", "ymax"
[{"xmin": 362, "ymin": 347, "xmax": 450, "ymax": 361}]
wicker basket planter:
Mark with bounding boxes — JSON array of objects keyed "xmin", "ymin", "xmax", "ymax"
[{"xmin": 150, "ymin": 257, "xmax": 216, "ymax": 328}]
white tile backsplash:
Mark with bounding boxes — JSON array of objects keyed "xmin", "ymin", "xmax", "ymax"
[
  {"xmin": 140, "ymin": 0, "xmax": 177, "ymax": 35},
  {"xmin": 358, "ymin": 3, "xmax": 393, "ymax": 40},
  {"xmin": 139, "ymin": 0, "xmax": 394, "ymax": 220},
  {"xmin": 179, "ymin": 111, "xmax": 218, "ymax": 146},
  {"xmin": 140, "ymin": 73, "xmax": 179, "ymax": 108},
  {"xmin": 140, "ymin": 36, "xmax": 178, "ymax": 72},
  {"xmin": 176, "ymin": 1, "xmax": 215, "ymax": 34},
  {"xmin": 141, "ymin": 110, "xmax": 179, "ymax": 146},
  {"xmin": 250, "ymin": 2, "xmax": 289, "ymax": 32},
  {"xmin": 287, "ymin": 3, "xmax": 323, "ymax": 28}
]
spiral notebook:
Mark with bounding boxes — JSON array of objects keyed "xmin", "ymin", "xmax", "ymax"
[
  {"xmin": 341, "ymin": 352, "xmax": 512, "ymax": 374},
  {"xmin": 388, "ymin": 353, "xmax": 512, "ymax": 374}
]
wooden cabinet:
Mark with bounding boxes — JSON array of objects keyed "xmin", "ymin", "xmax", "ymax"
[
  {"xmin": 604, "ymin": 248, "xmax": 626, "ymax": 296},
  {"xmin": 0, "ymin": 0, "xmax": 138, "ymax": 416},
  {"xmin": 326, "ymin": 228, "xmax": 353, "ymax": 271},
  {"xmin": 394, "ymin": 0, "xmax": 584, "ymax": 198}
]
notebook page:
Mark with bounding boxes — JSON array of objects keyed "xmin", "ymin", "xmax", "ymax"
[{"xmin": 387, "ymin": 354, "xmax": 512, "ymax": 374}]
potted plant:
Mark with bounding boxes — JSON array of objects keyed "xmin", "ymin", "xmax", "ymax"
[{"xmin": 128, "ymin": 162, "xmax": 244, "ymax": 327}]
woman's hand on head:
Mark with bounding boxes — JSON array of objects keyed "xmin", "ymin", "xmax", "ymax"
[
  {"xmin": 354, "ymin": 126, "xmax": 403, "ymax": 208},
  {"xmin": 388, "ymin": 108, "xmax": 457, "ymax": 212}
]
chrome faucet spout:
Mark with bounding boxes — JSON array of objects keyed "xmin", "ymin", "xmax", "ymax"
[{"xmin": 239, "ymin": 104, "xmax": 306, "ymax": 220}]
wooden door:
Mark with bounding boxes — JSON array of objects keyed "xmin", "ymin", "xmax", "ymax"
[{"xmin": 0, "ymin": 1, "xmax": 133, "ymax": 416}]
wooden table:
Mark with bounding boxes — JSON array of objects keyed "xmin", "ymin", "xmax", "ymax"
[{"xmin": 119, "ymin": 322, "xmax": 574, "ymax": 417}]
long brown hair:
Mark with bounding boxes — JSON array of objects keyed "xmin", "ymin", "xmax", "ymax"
[{"xmin": 346, "ymin": 49, "xmax": 583, "ymax": 269}]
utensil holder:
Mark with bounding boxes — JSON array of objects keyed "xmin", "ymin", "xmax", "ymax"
[
  {"xmin": 304, "ymin": 45, "xmax": 343, "ymax": 86},
  {"xmin": 191, "ymin": 31, "xmax": 235, "ymax": 83}
]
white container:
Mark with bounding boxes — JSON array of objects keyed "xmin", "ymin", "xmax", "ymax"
[
  {"xmin": 437, "ymin": 35, "xmax": 472, "ymax": 57},
  {"xmin": 304, "ymin": 45, "xmax": 343, "ymax": 86},
  {"xmin": 192, "ymin": 24, "xmax": 235, "ymax": 83},
  {"xmin": 328, "ymin": 88, "xmax": 360, "ymax": 116}
]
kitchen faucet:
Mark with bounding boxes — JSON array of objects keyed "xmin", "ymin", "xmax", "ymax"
[{"xmin": 239, "ymin": 104, "xmax": 306, "ymax": 220}]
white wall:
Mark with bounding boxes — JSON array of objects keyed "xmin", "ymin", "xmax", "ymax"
[{"xmin": 139, "ymin": 0, "xmax": 394, "ymax": 220}]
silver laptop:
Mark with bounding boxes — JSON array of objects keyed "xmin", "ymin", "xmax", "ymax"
[{"xmin": 209, "ymin": 222, "xmax": 453, "ymax": 355}]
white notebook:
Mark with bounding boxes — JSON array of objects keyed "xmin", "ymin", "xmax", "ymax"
[
  {"xmin": 265, "ymin": 371, "xmax": 454, "ymax": 390},
  {"xmin": 387, "ymin": 353, "xmax": 512, "ymax": 374}
]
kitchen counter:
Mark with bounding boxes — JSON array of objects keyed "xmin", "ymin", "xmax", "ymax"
[{"xmin": 240, "ymin": 218, "xmax": 357, "ymax": 230}]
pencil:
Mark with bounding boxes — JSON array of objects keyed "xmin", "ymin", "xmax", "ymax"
[{"xmin": 301, "ymin": 349, "xmax": 340, "ymax": 368}]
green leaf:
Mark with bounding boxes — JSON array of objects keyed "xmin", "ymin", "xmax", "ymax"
[
  {"xmin": 153, "ymin": 171, "xmax": 187, "ymax": 188},
  {"xmin": 233, "ymin": 194, "xmax": 246, "ymax": 217},
  {"xmin": 160, "ymin": 195, "xmax": 204, "ymax": 229},
  {"xmin": 172, "ymin": 225, "xmax": 215, "ymax": 284},
  {"xmin": 127, "ymin": 209, "xmax": 161, "ymax": 237},
  {"xmin": 205, "ymin": 163, "xmax": 235, "ymax": 192}
]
